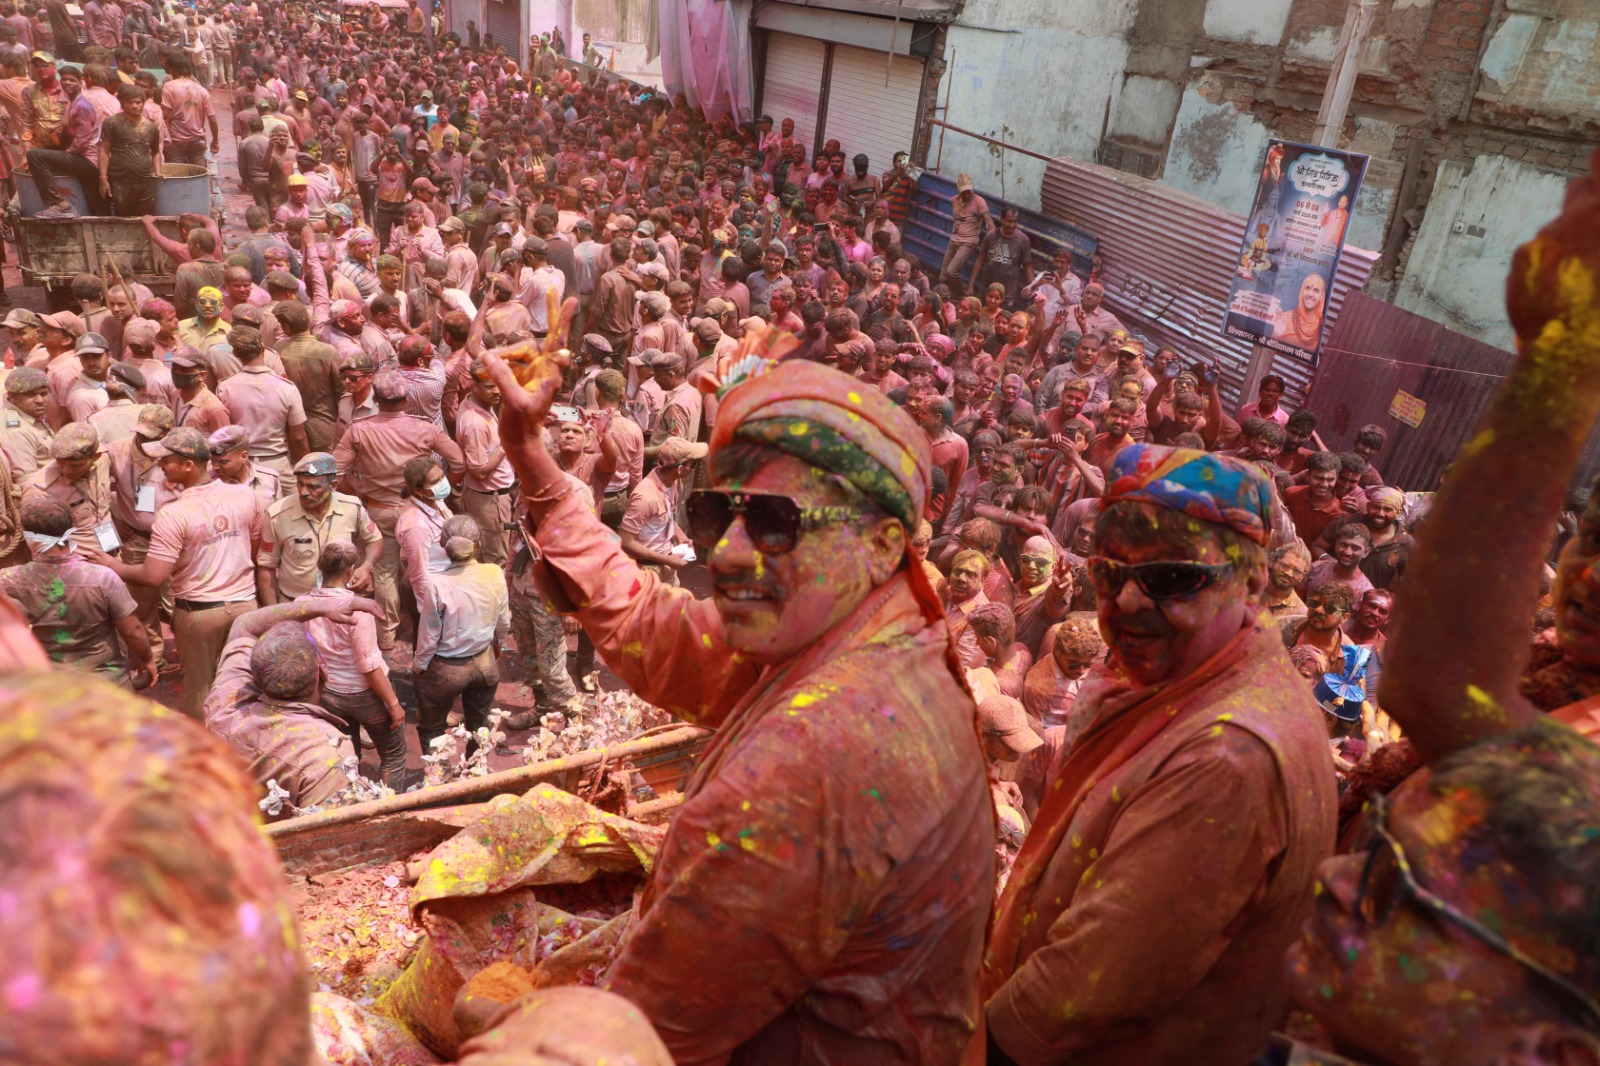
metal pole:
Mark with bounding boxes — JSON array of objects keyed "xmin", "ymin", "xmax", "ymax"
[
  {"xmin": 1245, "ymin": 0, "xmax": 1376, "ymax": 411},
  {"xmin": 885, "ymin": 0, "xmax": 902, "ymax": 86},
  {"xmin": 935, "ymin": 48, "xmax": 953, "ymax": 173}
]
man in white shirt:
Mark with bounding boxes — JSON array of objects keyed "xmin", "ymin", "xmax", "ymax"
[
  {"xmin": 413, "ymin": 514, "xmax": 509, "ymax": 753},
  {"xmin": 1025, "ymin": 246, "xmax": 1085, "ymax": 353},
  {"xmin": 516, "ymin": 235, "xmax": 565, "ymax": 339}
]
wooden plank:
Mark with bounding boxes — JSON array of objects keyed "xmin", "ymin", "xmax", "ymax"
[
  {"xmin": 276, "ymin": 803, "xmax": 491, "ymax": 878},
  {"xmin": 264, "ymin": 725, "xmax": 711, "ymax": 841}
]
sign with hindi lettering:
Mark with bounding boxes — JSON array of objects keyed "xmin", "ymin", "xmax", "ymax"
[
  {"xmin": 1388, "ymin": 389, "xmax": 1426, "ymax": 428},
  {"xmin": 1222, "ymin": 140, "xmax": 1368, "ymax": 366}
]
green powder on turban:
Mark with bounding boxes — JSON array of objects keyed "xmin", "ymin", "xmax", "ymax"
[{"xmin": 735, "ymin": 417, "xmax": 918, "ymax": 529}]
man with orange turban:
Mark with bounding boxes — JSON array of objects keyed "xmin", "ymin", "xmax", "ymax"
[
  {"xmin": 981, "ymin": 443, "xmax": 1336, "ymax": 1064},
  {"xmin": 483, "ymin": 352, "xmax": 993, "ymax": 1064}
]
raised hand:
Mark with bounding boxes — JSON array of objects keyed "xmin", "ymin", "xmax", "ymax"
[{"xmin": 1051, "ymin": 553, "xmax": 1075, "ymax": 594}]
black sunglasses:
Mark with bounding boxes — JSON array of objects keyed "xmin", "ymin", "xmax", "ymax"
[
  {"xmin": 1355, "ymin": 794, "xmax": 1600, "ymax": 1034},
  {"xmin": 685, "ymin": 490, "xmax": 858, "ymax": 555},
  {"xmin": 1086, "ymin": 556, "xmax": 1235, "ymax": 600}
]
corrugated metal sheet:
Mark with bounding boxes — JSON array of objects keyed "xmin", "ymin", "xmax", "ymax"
[
  {"xmin": 1308, "ymin": 292, "xmax": 1515, "ymax": 491},
  {"xmin": 1039, "ymin": 157, "xmax": 1380, "ymax": 410}
]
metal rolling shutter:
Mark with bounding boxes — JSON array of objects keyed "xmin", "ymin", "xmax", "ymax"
[
  {"xmin": 761, "ymin": 31, "xmax": 826, "ymax": 157},
  {"xmin": 485, "ymin": 0, "xmax": 521, "ymax": 55},
  {"xmin": 821, "ymin": 44, "xmax": 923, "ymax": 178}
]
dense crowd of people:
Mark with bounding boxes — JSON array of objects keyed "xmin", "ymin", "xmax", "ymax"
[{"xmin": 1, "ymin": 1, "xmax": 1599, "ymax": 1065}]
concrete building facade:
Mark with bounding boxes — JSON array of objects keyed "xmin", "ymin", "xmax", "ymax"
[{"xmin": 922, "ymin": 0, "xmax": 1598, "ymax": 350}]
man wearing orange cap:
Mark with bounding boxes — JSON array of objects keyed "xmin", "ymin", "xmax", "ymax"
[
  {"xmin": 981, "ymin": 443, "xmax": 1335, "ymax": 1065},
  {"xmin": 483, "ymin": 352, "xmax": 992, "ymax": 1064}
]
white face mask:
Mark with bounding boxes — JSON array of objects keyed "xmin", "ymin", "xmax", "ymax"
[{"xmin": 430, "ymin": 478, "xmax": 451, "ymax": 500}]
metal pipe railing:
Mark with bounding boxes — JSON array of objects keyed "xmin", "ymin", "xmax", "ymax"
[{"xmin": 927, "ymin": 117, "xmax": 1060, "ymax": 174}]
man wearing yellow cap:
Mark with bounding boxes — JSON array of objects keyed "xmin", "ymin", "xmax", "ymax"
[
  {"xmin": 275, "ymin": 171, "xmax": 311, "ymax": 228},
  {"xmin": 483, "ymin": 353, "xmax": 992, "ymax": 1064}
]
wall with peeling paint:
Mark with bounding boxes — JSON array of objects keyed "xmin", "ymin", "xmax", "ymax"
[
  {"xmin": 1394, "ymin": 155, "xmax": 1568, "ymax": 350},
  {"xmin": 1202, "ymin": 0, "xmax": 1295, "ymax": 45},
  {"xmin": 1476, "ymin": 6, "xmax": 1599, "ymax": 131},
  {"xmin": 931, "ymin": 0, "xmax": 1137, "ymax": 208},
  {"xmin": 925, "ymin": 0, "xmax": 1596, "ymax": 350},
  {"xmin": 1164, "ymin": 81, "xmax": 1274, "ymax": 214}
]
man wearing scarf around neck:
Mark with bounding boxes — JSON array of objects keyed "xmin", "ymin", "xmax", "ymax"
[
  {"xmin": 982, "ymin": 444, "xmax": 1336, "ymax": 1065},
  {"xmin": 482, "ymin": 351, "xmax": 993, "ymax": 1065}
]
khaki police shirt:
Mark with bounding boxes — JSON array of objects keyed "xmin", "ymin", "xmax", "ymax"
[
  {"xmin": 21, "ymin": 457, "xmax": 114, "ymax": 555},
  {"xmin": 258, "ymin": 490, "xmax": 382, "ymax": 599},
  {"xmin": 0, "ymin": 403, "xmax": 53, "ymax": 493},
  {"xmin": 229, "ymin": 462, "xmax": 285, "ymax": 517}
]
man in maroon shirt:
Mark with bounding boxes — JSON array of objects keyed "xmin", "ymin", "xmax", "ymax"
[{"xmin": 1283, "ymin": 450, "xmax": 1343, "ymax": 547}]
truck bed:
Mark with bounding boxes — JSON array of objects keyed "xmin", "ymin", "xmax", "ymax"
[{"xmin": 11, "ymin": 213, "xmax": 181, "ymax": 295}]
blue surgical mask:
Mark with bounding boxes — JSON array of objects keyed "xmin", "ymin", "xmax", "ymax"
[{"xmin": 430, "ymin": 478, "xmax": 451, "ymax": 500}]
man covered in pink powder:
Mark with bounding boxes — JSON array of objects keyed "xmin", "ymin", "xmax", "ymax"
[{"xmin": 483, "ymin": 350, "xmax": 993, "ymax": 1064}]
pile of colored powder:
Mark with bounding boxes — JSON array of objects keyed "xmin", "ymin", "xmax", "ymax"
[{"xmin": 464, "ymin": 960, "xmax": 540, "ymax": 1004}]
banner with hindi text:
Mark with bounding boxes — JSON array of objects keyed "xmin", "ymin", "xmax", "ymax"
[{"xmin": 1222, "ymin": 140, "xmax": 1368, "ymax": 365}]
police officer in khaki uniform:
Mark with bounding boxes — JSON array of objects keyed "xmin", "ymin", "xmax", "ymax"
[
  {"xmin": 207, "ymin": 425, "xmax": 283, "ymax": 515},
  {"xmin": 0, "ymin": 367, "xmax": 55, "ymax": 491},
  {"xmin": 256, "ymin": 452, "xmax": 384, "ymax": 604},
  {"xmin": 106, "ymin": 405, "xmax": 182, "ymax": 672},
  {"xmin": 21, "ymin": 423, "xmax": 115, "ymax": 557}
]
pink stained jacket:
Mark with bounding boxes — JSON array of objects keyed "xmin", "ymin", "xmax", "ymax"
[
  {"xmin": 984, "ymin": 621, "xmax": 1338, "ymax": 1065},
  {"xmin": 527, "ymin": 487, "xmax": 995, "ymax": 1065}
]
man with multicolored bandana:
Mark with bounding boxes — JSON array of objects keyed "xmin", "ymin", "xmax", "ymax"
[{"xmin": 981, "ymin": 443, "xmax": 1337, "ymax": 1065}]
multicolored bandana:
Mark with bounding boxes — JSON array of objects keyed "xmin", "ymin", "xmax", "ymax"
[{"xmin": 1103, "ymin": 444, "xmax": 1273, "ymax": 544}]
